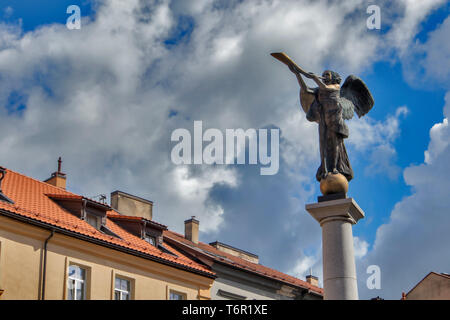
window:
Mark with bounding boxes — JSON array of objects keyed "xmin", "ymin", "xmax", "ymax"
[
  {"xmin": 144, "ymin": 235, "xmax": 156, "ymax": 246},
  {"xmin": 67, "ymin": 265, "xmax": 86, "ymax": 300},
  {"xmin": 169, "ymin": 290, "xmax": 186, "ymax": 300},
  {"xmin": 114, "ymin": 277, "xmax": 131, "ymax": 300},
  {"xmin": 86, "ymin": 213, "xmax": 101, "ymax": 229}
]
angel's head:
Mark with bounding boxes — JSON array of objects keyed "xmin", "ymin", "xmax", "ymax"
[{"xmin": 322, "ymin": 70, "xmax": 341, "ymax": 85}]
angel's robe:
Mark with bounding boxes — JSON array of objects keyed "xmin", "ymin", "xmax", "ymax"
[{"xmin": 304, "ymin": 86, "xmax": 354, "ymax": 182}]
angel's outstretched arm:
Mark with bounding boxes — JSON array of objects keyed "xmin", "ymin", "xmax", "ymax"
[
  {"xmin": 287, "ymin": 64, "xmax": 317, "ymax": 114},
  {"xmin": 288, "ymin": 64, "xmax": 314, "ymax": 93},
  {"xmin": 296, "ymin": 73, "xmax": 315, "ymax": 94},
  {"xmin": 310, "ymin": 74, "xmax": 326, "ymax": 89}
]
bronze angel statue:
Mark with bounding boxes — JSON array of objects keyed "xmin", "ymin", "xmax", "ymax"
[{"xmin": 271, "ymin": 53, "xmax": 374, "ymax": 186}]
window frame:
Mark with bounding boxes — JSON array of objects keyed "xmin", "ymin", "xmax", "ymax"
[
  {"xmin": 144, "ymin": 234, "xmax": 156, "ymax": 246},
  {"xmin": 67, "ymin": 264, "xmax": 87, "ymax": 300},
  {"xmin": 114, "ymin": 276, "xmax": 131, "ymax": 300},
  {"xmin": 85, "ymin": 213, "xmax": 101, "ymax": 229},
  {"xmin": 169, "ymin": 290, "xmax": 187, "ymax": 300}
]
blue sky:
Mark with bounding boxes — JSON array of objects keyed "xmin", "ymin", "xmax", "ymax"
[
  {"xmin": 352, "ymin": 61, "xmax": 447, "ymax": 245},
  {"xmin": 0, "ymin": 0, "xmax": 449, "ymax": 299},
  {"xmin": 350, "ymin": 5, "xmax": 449, "ymax": 246},
  {"xmin": 0, "ymin": 0, "xmax": 95, "ymax": 31}
]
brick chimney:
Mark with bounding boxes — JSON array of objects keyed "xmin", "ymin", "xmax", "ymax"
[
  {"xmin": 44, "ymin": 157, "xmax": 66, "ymax": 189},
  {"xmin": 306, "ymin": 275, "xmax": 319, "ymax": 287},
  {"xmin": 184, "ymin": 216, "xmax": 199, "ymax": 244}
]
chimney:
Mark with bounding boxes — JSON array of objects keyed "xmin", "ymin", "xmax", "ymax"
[
  {"xmin": 184, "ymin": 216, "xmax": 199, "ymax": 244},
  {"xmin": 110, "ymin": 190, "xmax": 153, "ymax": 220},
  {"xmin": 44, "ymin": 157, "xmax": 66, "ymax": 189},
  {"xmin": 306, "ymin": 275, "xmax": 319, "ymax": 287}
]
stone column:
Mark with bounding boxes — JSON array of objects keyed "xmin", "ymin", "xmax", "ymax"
[{"xmin": 305, "ymin": 198, "xmax": 364, "ymax": 300}]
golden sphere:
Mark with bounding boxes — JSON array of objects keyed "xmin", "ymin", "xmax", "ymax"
[{"xmin": 320, "ymin": 173, "xmax": 349, "ymax": 195}]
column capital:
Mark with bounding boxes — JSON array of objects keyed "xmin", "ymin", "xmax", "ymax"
[{"xmin": 305, "ymin": 198, "xmax": 365, "ymax": 226}]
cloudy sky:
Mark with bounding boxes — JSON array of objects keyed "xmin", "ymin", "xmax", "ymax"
[{"xmin": 0, "ymin": 0, "xmax": 449, "ymax": 299}]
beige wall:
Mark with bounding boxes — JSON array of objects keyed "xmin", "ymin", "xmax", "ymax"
[
  {"xmin": 407, "ymin": 273, "xmax": 450, "ymax": 300},
  {"xmin": 0, "ymin": 215, "xmax": 213, "ymax": 300},
  {"xmin": 111, "ymin": 192, "xmax": 153, "ymax": 220},
  {"xmin": 212, "ymin": 243, "xmax": 259, "ymax": 264}
]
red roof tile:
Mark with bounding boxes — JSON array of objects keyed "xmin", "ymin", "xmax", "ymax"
[
  {"xmin": 0, "ymin": 168, "xmax": 214, "ymax": 277},
  {"xmin": 164, "ymin": 230, "xmax": 323, "ymax": 295},
  {"xmin": 107, "ymin": 213, "xmax": 168, "ymax": 230}
]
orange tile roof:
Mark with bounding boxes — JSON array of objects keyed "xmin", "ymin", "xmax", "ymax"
[
  {"xmin": 107, "ymin": 213, "xmax": 168, "ymax": 230},
  {"xmin": 0, "ymin": 167, "xmax": 214, "ymax": 278},
  {"xmin": 164, "ymin": 230, "xmax": 324, "ymax": 295}
]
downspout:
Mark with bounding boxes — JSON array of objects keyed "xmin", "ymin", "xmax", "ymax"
[{"xmin": 41, "ymin": 229, "xmax": 55, "ymax": 300}]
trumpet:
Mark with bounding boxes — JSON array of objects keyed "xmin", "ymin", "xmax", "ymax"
[{"xmin": 271, "ymin": 52, "xmax": 324, "ymax": 80}]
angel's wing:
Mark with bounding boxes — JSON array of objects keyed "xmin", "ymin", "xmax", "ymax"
[
  {"xmin": 340, "ymin": 96, "xmax": 355, "ymax": 120},
  {"xmin": 340, "ymin": 75, "xmax": 374, "ymax": 119},
  {"xmin": 300, "ymin": 87, "xmax": 317, "ymax": 114}
]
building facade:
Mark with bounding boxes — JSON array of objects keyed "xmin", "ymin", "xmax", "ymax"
[
  {"xmin": 164, "ymin": 219, "xmax": 323, "ymax": 300},
  {"xmin": 0, "ymin": 163, "xmax": 323, "ymax": 300},
  {"xmin": 0, "ymin": 166, "xmax": 214, "ymax": 300},
  {"xmin": 402, "ymin": 272, "xmax": 450, "ymax": 300}
]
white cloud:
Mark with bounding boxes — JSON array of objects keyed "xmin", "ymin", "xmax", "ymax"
[
  {"xmin": 396, "ymin": 11, "xmax": 450, "ymax": 88},
  {"xmin": 0, "ymin": 0, "xmax": 447, "ymax": 292},
  {"xmin": 171, "ymin": 166, "xmax": 238, "ymax": 232},
  {"xmin": 425, "ymin": 118, "xmax": 449, "ymax": 164},
  {"xmin": 347, "ymin": 106, "xmax": 408, "ymax": 180},
  {"xmin": 348, "ymin": 107, "xmax": 408, "ymax": 151},
  {"xmin": 358, "ymin": 92, "xmax": 450, "ymax": 299},
  {"xmin": 419, "ymin": 16, "xmax": 450, "ymax": 85},
  {"xmin": 288, "ymin": 253, "xmax": 323, "ymax": 287},
  {"xmin": 171, "ymin": 0, "xmax": 210, "ymax": 15},
  {"xmin": 212, "ymin": 35, "xmax": 243, "ymax": 63},
  {"xmin": 354, "ymin": 236, "xmax": 369, "ymax": 259},
  {"xmin": 386, "ymin": 0, "xmax": 447, "ymax": 54},
  {"xmin": 356, "ymin": 15, "xmax": 450, "ymax": 298},
  {"xmin": 354, "ymin": 13, "xmax": 450, "ymax": 298},
  {"xmin": 289, "ymin": 255, "xmax": 317, "ymax": 277}
]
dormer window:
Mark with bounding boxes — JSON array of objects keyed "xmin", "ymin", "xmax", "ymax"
[
  {"xmin": 86, "ymin": 213, "xmax": 101, "ymax": 229},
  {"xmin": 144, "ymin": 235, "xmax": 156, "ymax": 246},
  {"xmin": 108, "ymin": 213, "xmax": 168, "ymax": 248},
  {"xmin": 47, "ymin": 194, "xmax": 120, "ymax": 238}
]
